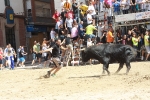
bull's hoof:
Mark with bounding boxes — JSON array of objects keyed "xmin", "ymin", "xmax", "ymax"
[
  {"xmin": 125, "ymin": 73, "xmax": 128, "ymax": 75},
  {"xmin": 102, "ymin": 71, "xmax": 105, "ymax": 75},
  {"xmin": 108, "ymin": 72, "xmax": 110, "ymax": 76}
]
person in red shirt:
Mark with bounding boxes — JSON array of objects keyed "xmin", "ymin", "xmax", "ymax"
[
  {"xmin": 0, "ymin": 47, "xmax": 4, "ymax": 70},
  {"xmin": 52, "ymin": 9, "xmax": 60, "ymax": 22},
  {"xmin": 65, "ymin": 9, "xmax": 74, "ymax": 19}
]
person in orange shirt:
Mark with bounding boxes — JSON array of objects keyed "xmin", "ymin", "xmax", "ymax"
[
  {"xmin": 107, "ymin": 27, "xmax": 114, "ymax": 43},
  {"xmin": 63, "ymin": 0, "xmax": 71, "ymax": 11}
]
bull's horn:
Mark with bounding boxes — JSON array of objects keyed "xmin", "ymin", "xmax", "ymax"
[{"xmin": 80, "ymin": 48, "xmax": 85, "ymax": 51}]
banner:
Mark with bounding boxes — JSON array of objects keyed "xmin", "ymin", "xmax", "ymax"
[
  {"xmin": 115, "ymin": 13, "xmax": 136, "ymax": 22},
  {"xmin": 135, "ymin": 11, "xmax": 150, "ymax": 20}
]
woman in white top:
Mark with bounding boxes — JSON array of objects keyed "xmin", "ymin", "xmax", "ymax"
[
  {"xmin": 88, "ymin": 1, "xmax": 96, "ymax": 25},
  {"xmin": 120, "ymin": 0, "xmax": 129, "ymax": 14}
]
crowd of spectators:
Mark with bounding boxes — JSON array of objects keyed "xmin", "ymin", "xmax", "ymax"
[
  {"xmin": 0, "ymin": 0, "xmax": 150, "ymax": 70},
  {"xmin": 50, "ymin": 0, "xmax": 150, "ymax": 64}
]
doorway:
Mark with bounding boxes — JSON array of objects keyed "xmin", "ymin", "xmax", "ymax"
[{"xmin": 5, "ymin": 26, "xmax": 16, "ymax": 50}]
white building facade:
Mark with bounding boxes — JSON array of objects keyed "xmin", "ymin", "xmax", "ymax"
[{"xmin": 0, "ymin": 0, "xmax": 26, "ymax": 49}]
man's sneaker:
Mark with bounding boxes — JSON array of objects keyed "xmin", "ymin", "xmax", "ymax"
[
  {"xmin": 47, "ymin": 71, "xmax": 51, "ymax": 78},
  {"xmin": 51, "ymin": 74, "xmax": 56, "ymax": 77}
]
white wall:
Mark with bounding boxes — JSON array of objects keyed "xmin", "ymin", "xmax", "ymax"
[
  {"xmin": 0, "ymin": 0, "xmax": 6, "ymax": 13},
  {"xmin": 0, "ymin": 0, "xmax": 24, "ymax": 15},
  {"xmin": 54, "ymin": 0, "xmax": 86, "ymax": 12},
  {"xmin": 11, "ymin": 0, "xmax": 24, "ymax": 15}
]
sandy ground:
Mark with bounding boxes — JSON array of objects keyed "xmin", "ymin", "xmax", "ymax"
[{"xmin": 0, "ymin": 62, "xmax": 150, "ymax": 100}]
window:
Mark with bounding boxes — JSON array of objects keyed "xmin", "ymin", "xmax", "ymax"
[
  {"xmin": 43, "ymin": 8, "xmax": 51, "ymax": 17},
  {"xmin": 4, "ymin": 0, "xmax": 10, "ymax": 6}
]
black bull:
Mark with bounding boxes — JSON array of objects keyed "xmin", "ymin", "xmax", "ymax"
[{"xmin": 81, "ymin": 44, "xmax": 137, "ymax": 75}]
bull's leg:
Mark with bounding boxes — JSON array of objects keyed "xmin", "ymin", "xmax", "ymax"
[
  {"xmin": 102, "ymin": 64, "xmax": 109, "ymax": 75},
  {"xmin": 115, "ymin": 63, "xmax": 124, "ymax": 74},
  {"xmin": 103, "ymin": 64, "xmax": 110, "ymax": 75},
  {"xmin": 125, "ymin": 62, "xmax": 131, "ymax": 75}
]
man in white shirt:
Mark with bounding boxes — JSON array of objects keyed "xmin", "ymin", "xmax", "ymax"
[
  {"xmin": 87, "ymin": 11, "xmax": 93, "ymax": 25},
  {"xmin": 50, "ymin": 28, "xmax": 56, "ymax": 39},
  {"xmin": 64, "ymin": 15, "xmax": 73, "ymax": 34},
  {"xmin": 97, "ymin": 22, "xmax": 105, "ymax": 43}
]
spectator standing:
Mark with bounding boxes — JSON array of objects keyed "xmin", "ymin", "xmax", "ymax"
[
  {"xmin": 79, "ymin": 2, "xmax": 88, "ymax": 16},
  {"xmin": 4, "ymin": 44, "xmax": 16, "ymax": 70},
  {"xmin": 72, "ymin": 0, "xmax": 78, "ymax": 19},
  {"xmin": 132, "ymin": 32, "xmax": 140, "ymax": 51},
  {"xmin": 113, "ymin": 0, "xmax": 121, "ymax": 15},
  {"xmin": 145, "ymin": 0, "xmax": 150, "ymax": 11},
  {"xmin": 100, "ymin": 0, "xmax": 105, "ymax": 12},
  {"xmin": 88, "ymin": 1, "xmax": 96, "ymax": 25},
  {"xmin": 116, "ymin": 32, "xmax": 122, "ymax": 44},
  {"xmin": 52, "ymin": 9, "xmax": 60, "ymax": 22},
  {"xmin": 78, "ymin": 21, "xmax": 85, "ymax": 39},
  {"xmin": 100, "ymin": 31, "xmax": 107, "ymax": 43},
  {"xmin": 71, "ymin": 24, "xmax": 78, "ymax": 42},
  {"xmin": 55, "ymin": 17, "xmax": 63, "ymax": 34},
  {"xmin": 130, "ymin": 0, "xmax": 136, "ymax": 13},
  {"xmin": 61, "ymin": 0, "xmax": 65, "ymax": 8},
  {"xmin": 19, "ymin": 46, "xmax": 27, "ymax": 67},
  {"xmin": 36, "ymin": 42, "xmax": 42, "ymax": 66},
  {"xmin": 63, "ymin": 0, "xmax": 71, "ymax": 11},
  {"xmin": 122, "ymin": 35, "xmax": 127, "ymax": 45},
  {"xmin": 16, "ymin": 46, "xmax": 22, "ymax": 67},
  {"xmin": 59, "ymin": 24, "xmax": 66, "ymax": 42},
  {"xmin": 104, "ymin": 1, "xmax": 113, "ymax": 26},
  {"xmin": 87, "ymin": 11, "xmax": 93, "ymax": 25},
  {"xmin": 120, "ymin": 0, "xmax": 129, "ymax": 14},
  {"xmin": 42, "ymin": 43, "xmax": 49, "ymax": 67},
  {"xmin": 64, "ymin": 14, "xmax": 73, "ymax": 34},
  {"xmin": 144, "ymin": 31, "xmax": 150, "ymax": 61},
  {"xmin": 31, "ymin": 41, "xmax": 42, "ymax": 66},
  {"xmin": 50, "ymin": 28, "xmax": 56, "ymax": 40},
  {"xmin": 106, "ymin": 27, "xmax": 114, "ymax": 43},
  {"xmin": 97, "ymin": 22, "xmax": 105, "ymax": 43},
  {"xmin": 126, "ymin": 29, "xmax": 133, "ymax": 46}
]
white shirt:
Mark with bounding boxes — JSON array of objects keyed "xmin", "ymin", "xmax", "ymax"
[
  {"xmin": 87, "ymin": 41, "xmax": 93, "ymax": 47},
  {"xmin": 104, "ymin": 8, "xmax": 113, "ymax": 16},
  {"xmin": 88, "ymin": 5, "xmax": 96, "ymax": 15},
  {"xmin": 42, "ymin": 46, "xmax": 47, "ymax": 57},
  {"xmin": 98, "ymin": 25, "xmax": 104, "ymax": 37},
  {"xmin": 87, "ymin": 14, "xmax": 92, "ymax": 24},
  {"xmin": 145, "ymin": 1, "xmax": 150, "ymax": 11},
  {"xmin": 121, "ymin": 0, "xmax": 129, "ymax": 10},
  {"xmin": 4, "ymin": 47, "xmax": 14, "ymax": 57},
  {"xmin": 65, "ymin": 18, "xmax": 73, "ymax": 28},
  {"xmin": 50, "ymin": 30, "xmax": 56, "ymax": 39}
]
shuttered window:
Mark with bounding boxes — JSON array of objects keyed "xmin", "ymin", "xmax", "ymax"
[{"xmin": 4, "ymin": 0, "xmax": 10, "ymax": 6}]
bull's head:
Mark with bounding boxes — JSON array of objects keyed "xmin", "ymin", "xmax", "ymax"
[{"xmin": 80, "ymin": 48, "xmax": 90, "ymax": 62}]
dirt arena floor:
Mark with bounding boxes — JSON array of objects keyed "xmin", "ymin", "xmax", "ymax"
[{"xmin": 0, "ymin": 62, "xmax": 150, "ymax": 100}]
